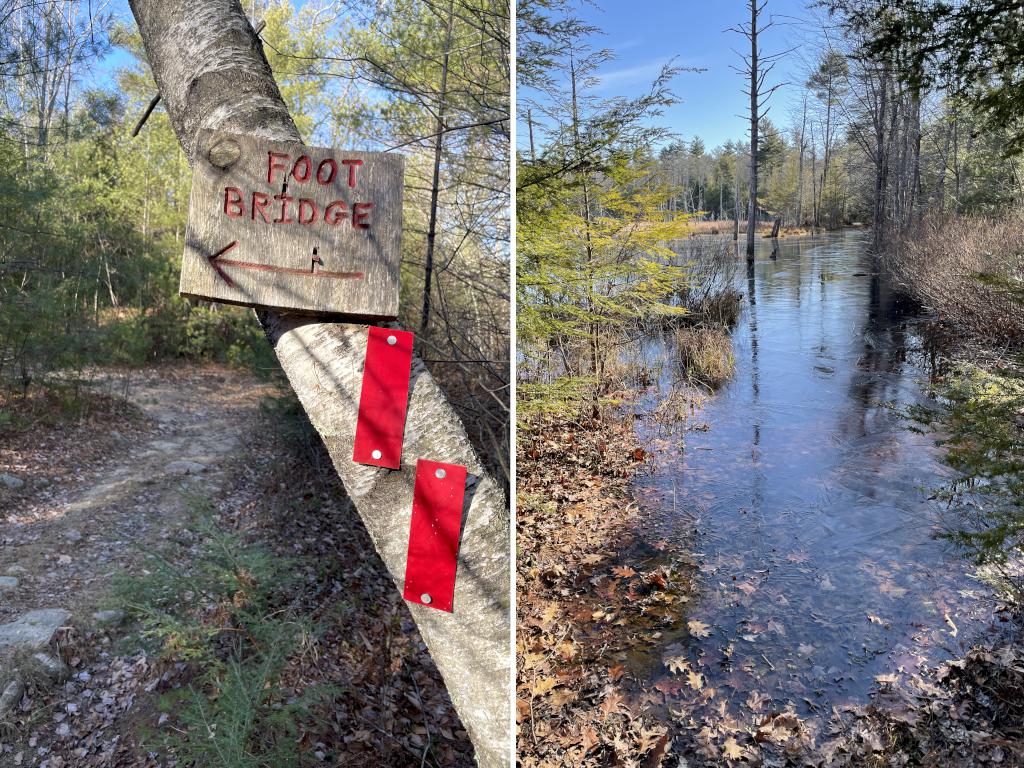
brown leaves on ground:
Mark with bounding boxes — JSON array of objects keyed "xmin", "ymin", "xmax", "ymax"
[
  {"xmin": 518, "ymin": 413, "xmax": 685, "ymax": 767},
  {"xmin": 0, "ymin": 386, "xmax": 152, "ymax": 512}
]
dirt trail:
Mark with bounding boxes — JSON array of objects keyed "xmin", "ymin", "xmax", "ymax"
[{"xmin": 0, "ymin": 366, "xmax": 274, "ymax": 625}]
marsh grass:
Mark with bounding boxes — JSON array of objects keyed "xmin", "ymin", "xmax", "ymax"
[{"xmin": 675, "ymin": 327, "xmax": 736, "ymax": 390}]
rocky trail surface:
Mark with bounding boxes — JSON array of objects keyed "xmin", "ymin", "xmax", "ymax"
[{"xmin": 0, "ymin": 366, "xmax": 274, "ymax": 766}]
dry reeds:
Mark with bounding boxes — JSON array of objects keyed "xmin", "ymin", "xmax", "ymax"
[
  {"xmin": 889, "ymin": 214, "xmax": 1024, "ymax": 345},
  {"xmin": 675, "ymin": 327, "xmax": 735, "ymax": 389}
]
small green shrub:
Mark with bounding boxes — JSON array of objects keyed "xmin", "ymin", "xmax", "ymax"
[
  {"xmin": 910, "ymin": 361, "xmax": 1024, "ymax": 601},
  {"xmin": 115, "ymin": 502, "xmax": 337, "ymax": 767}
]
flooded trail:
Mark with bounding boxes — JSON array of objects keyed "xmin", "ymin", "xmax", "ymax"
[{"xmin": 627, "ymin": 231, "xmax": 998, "ymax": 721}]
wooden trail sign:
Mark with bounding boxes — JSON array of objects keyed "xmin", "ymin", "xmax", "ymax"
[{"xmin": 180, "ymin": 129, "xmax": 404, "ymax": 317}]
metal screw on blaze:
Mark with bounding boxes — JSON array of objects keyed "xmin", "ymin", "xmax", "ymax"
[
  {"xmin": 404, "ymin": 459, "xmax": 469, "ymax": 613},
  {"xmin": 180, "ymin": 129, "xmax": 404, "ymax": 317}
]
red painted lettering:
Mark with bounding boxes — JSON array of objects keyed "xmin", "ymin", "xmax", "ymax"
[
  {"xmin": 342, "ymin": 158, "xmax": 363, "ymax": 188},
  {"xmin": 274, "ymin": 193, "xmax": 295, "ymax": 224},
  {"xmin": 267, "ymin": 151, "xmax": 290, "ymax": 184},
  {"xmin": 316, "ymin": 158, "xmax": 337, "ymax": 185},
  {"xmin": 324, "ymin": 200, "xmax": 349, "ymax": 225},
  {"xmin": 297, "ymin": 198, "xmax": 318, "ymax": 224},
  {"xmin": 251, "ymin": 191, "xmax": 271, "ymax": 223},
  {"xmin": 223, "ymin": 186, "xmax": 244, "ymax": 217},
  {"xmin": 291, "ymin": 155, "xmax": 312, "ymax": 183},
  {"xmin": 353, "ymin": 202, "xmax": 373, "ymax": 229}
]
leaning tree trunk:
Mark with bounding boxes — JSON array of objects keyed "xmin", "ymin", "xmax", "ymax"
[{"xmin": 127, "ymin": 2, "xmax": 510, "ymax": 765}]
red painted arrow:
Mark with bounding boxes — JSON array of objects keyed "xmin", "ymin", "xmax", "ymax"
[
  {"xmin": 206, "ymin": 240, "xmax": 364, "ymax": 286},
  {"xmin": 207, "ymin": 240, "xmax": 239, "ymax": 287}
]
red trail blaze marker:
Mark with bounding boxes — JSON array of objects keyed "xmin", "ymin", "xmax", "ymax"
[
  {"xmin": 403, "ymin": 459, "xmax": 467, "ymax": 613},
  {"xmin": 352, "ymin": 326, "xmax": 414, "ymax": 469}
]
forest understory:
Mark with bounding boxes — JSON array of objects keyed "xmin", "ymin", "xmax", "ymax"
[{"xmin": 0, "ymin": 365, "xmax": 471, "ymax": 768}]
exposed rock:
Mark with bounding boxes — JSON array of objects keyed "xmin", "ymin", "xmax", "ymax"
[
  {"xmin": 0, "ymin": 609, "xmax": 70, "ymax": 651},
  {"xmin": 0, "ymin": 577, "xmax": 18, "ymax": 590},
  {"xmin": 64, "ymin": 529, "xmax": 83, "ymax": 543},
  {"xmin": 0, "ymin": 678, "xmax": 24, "ymax": 716},
  {"xmin": 0, "ymin": 474, "xmax": 24, "ymax": 489},
  {"xmin": 165, "ymin": 459, "xmax": 207, "ymax": 475},
  {"xmin": 5, "ymin": 565, "xmax": 26, "ymax": 575},
  {"xmin": 31, "ymin": 652, "xmax": 69, "ymax": 682}
]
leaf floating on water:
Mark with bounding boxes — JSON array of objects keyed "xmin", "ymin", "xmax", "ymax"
[
  {"xmin": 736, "ymin": 581, "xmax": 758, "ymax": 595},
  {"xmin": 688, "ymin": 619, "xmax": 712, "ymax": 638},
  {"xmin": 879, "ymin": 580, "xmax": 908, "ymax": 598},
  {"xmin": 687, "ymin": 670, "xmax": 704, "ymax": 690},
  {"xmin": 945, "ymin": 612, "xmax": 959, "ymax": 637},
  {"xmin": 867, "ymin": 613, "xmax": 891, "ymax": 628},
  {"xmin": 654, "ymin": 676, "xmax": 688, "ymax": 695},
  {"xmin": 767, "ymin": 618, "xmax": 787, "ymax": 636},
  {"xmin": 664, "ymin": 655, "xmax": 690, "ymax": 674},
  {"xmin": 612, "ymin": 565, "xmax": 637, "ymax": 578}
]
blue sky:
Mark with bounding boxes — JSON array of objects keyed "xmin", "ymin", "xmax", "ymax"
[
  {"xmin": 523, "ymin": 0, "xmax": 832, "ymax": 151},
  {"xmin": 98, "ymin": 0, "xmax": 829, "ymax": 152}
]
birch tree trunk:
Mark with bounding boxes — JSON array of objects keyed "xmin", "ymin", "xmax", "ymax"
[{"xmin": 126, "ymin": 2, "xmax": 510, "ymax": 765}]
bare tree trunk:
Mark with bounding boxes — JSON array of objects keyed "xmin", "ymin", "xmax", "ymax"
[
  {"xmin": 421, "ymin": 0, "xmax": 454, "ymax": 333},
  {"xmin": 797, "ymin": 96, "xmax": 806, "ymax": 227},
  {"xmin": 569, "ymin": 53, "xmax": 600, "ymax": 419},
  {"xmin": 127, "ymin": 3, "xmax": 510, "ymax": 765},
  {"xmin": 746, "ymin": 0, "xmax": 759, "ymax": 257},
  {"xmin": 733, "ymin": 169, "xmax": 740, "ymax": 241}
]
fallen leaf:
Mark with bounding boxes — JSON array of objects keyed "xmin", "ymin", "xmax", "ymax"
[
  {"xmin": 664, "ymin": 655, "xmax": 690, "ymax": 675},
  {"xmin": 688, "ymin": 619, "xmax": 712, "ymax": 638},
  {"xmin": 600, "ymin": 689, "xmax": 624, "ymax": 719},
  {"xmin": 945, "ymin": 612, "xmax": 958, "ymax": 637},
  {"xmin": 687, "ymin": 670, "xmax": 704, "ymax": 690},
  {"xmin": 723, "ymin": 737, "xmax": 744, "ymax": 759},
  {"xmin": 531, "ymin": 676, "xmax": 558, "ymax": 696}
]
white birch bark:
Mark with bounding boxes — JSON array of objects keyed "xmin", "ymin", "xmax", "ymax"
[{"xmin": 126, "ymin": 2, "xmax": 510, "ymax": 764}]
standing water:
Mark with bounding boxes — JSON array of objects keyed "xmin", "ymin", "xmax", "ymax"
[{"xmin": 628, "ymin": 231, "xmax": 996, "ymax": 721}]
